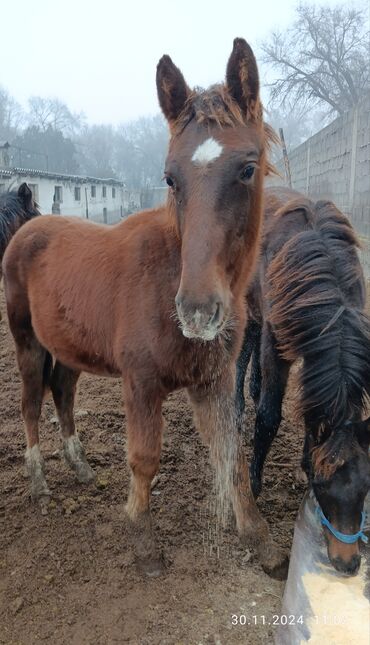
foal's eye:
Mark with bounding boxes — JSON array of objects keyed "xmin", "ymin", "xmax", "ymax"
[
  {"xmin": 165, "ymin": 176, "xmax": 175, "ymax": 188},
  {"xmin": 240, "ymin": 165, "xmax": 255, "ymax": 181}
]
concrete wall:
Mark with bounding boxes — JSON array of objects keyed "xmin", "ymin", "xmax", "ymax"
[
  {"xmin": 276, "ymin": 98, "xmax": 369, "ymax": 232},
  {"xmin": 274, "ymin": 96, "xmax": 370, "ymax": 276}
]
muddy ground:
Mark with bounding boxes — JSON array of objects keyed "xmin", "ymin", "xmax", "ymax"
[{"xmin": 0, "ymin": 283, "xmax": 309, "ymax": 645}]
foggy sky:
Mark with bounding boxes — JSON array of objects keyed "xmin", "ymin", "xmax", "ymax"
[{"xmin": 2, "ymin": 0, "xmax": 344, "ymax": 125}]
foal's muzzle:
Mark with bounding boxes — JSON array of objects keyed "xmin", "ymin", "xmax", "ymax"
[{"xmin": 175, "ymin": 294, "xmax": 225, "ymax": 341}]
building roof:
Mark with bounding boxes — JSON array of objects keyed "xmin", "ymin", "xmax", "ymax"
[{"xmin": 0, "ymin": 166, "xmax": 124, "ymax": 186}]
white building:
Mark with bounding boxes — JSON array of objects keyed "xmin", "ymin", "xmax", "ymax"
[{"xmin": 0, "ymin": 166, "xmax": 133, "ymax": 223}]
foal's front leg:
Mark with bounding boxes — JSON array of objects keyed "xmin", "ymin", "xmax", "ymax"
[
  {"xmin": 123, "ymin": 378, "xmax": 164, "ymax": 577},
  {"xmin": 189, "ymin": 372, "xmax": 288, "ymax": 580}
]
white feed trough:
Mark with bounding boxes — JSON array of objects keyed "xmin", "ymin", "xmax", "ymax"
[{"xmin": 275, "ymin": 490, "xmax": 370, "ymax": 645}]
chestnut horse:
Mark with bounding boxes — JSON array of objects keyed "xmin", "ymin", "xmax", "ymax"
[
  {"xmin": 3, "ymin": 40, "xmax": 286, "ymax": 578},
  {"xmin": 236, "ymin": 186, "xmax": 370, "ymax": 575},
  {"xmin": 0, "ymin": 183, "xmax": 40, "ymax": 319}
]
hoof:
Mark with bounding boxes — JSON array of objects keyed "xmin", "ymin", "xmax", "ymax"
[
  {"xmin": 63, "ymin": 437, "xmax": 95, "ymax": 483},
  {"xmin": 262, "ymin": 550, "xmax": 289, "ymax": 581},
  {"xmin": 39, "ymin": 495, "xmax": 51, "ymax": 516},
  {"xmin": 75, "ymin": 462, "xmax": 95, "ymax": 484},
  {"xmin": 137, "ymin": 554, "xmax": 166, "ymax": 578},
  {"xmin": 30, "ymin": 481, "xmax": 51, "ymax": 502}
]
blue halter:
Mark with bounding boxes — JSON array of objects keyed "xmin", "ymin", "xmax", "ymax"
[{"xmin": 316, "ymin": 506, "xmax": 369, "ymax": 545}]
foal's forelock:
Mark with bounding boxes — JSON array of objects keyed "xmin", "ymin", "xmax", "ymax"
[{"xmin": 312, "ymin": 425, "xmax": 369, "ymax": 481}]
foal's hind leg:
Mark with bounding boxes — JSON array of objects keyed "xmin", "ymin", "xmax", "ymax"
[
  {"xmin": 123, "ymin": 377, "xmax": 164, "ymax": 576},
  {"xmin": 50, "ymin": 361, "xmax": 95, "ymax": 483},
  {"xmin": 188, "ymin": 373, "xmax": 288, "ymax": 580},
  {"xmin": 251, "ymin": 322, "xmax": 290, "ymax": 498},
  {"xmin": 15, "ymin": 334, "xmax": 51, "ymax": 507}
]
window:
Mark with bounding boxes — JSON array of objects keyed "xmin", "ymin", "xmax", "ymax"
[
  {"xmin": 54, "ymin": 185, "xmax": 63, "ymax": 202},
  {"xmin": 112, "ymin": 187, "xmax": 116, "ymax": 198},
  {"xmin": 29, "ymin": 184, "xmax": 39, "ymax": 202},
  {"xmin": 102, "ymin": 185, "xmax": 107, "ymax": 198},
  {"xmin": 0, "ymin": 184, "xmax": 5, "ymax": 194},
  {"xmin": 74, "ymin": 186, "xmax": 81, "ymax": 201},
  {"xmin": 91, "ymin": 185, "xmax": 96, "ymax": 198},
  {"xmin": 103, "ymin": 207, "xmax": 107, "ymax": 223}
]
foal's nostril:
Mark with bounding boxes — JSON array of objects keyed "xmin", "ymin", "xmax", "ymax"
[
  {"xmin": 210, "ymin": 302, "xmax": 223, "ymax": 327},
  {"xmin": 347, "ymin": 555, "xmax": 361, "ymax": 576}
]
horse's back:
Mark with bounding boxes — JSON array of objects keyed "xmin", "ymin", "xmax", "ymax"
[
  {"xmin": 3, "ymin": 208, "xmax": 169, "ymax": 283},
  {"xmin": 248, "ymin": 186, "xmax": 365, "ymax": 318},
  {"xmin": 263, "ymin": 187, "xmax": 317, "ymax": 258},
  {"xmin": 3, "ymin": 207, "xmax": 181, "ymax": 376}
]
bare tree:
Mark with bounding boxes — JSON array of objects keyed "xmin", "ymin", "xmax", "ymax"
[
  {"xmin": 117, "ymin": 115, "xmax": 168, "ymax": 189},
  {"xmin": 76, "ymin": 124, "xmax": 117, "ymax": 178},
  {"xmin": 28, "ymin": 97, "xmax": 85, "ymax": 137},
  {"xmin": 266, "ymin": 103, "xmax": 329, "ymax": 155},
  {"xmin": 0, "ymin": 87, "xmax": 24, "ymax": 140},
  {"xmin": 262, "ymin": 3, "xmax": 370, "ymax": 116}
]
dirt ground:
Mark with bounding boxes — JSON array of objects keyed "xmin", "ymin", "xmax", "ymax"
[{"xmin": 0, "ymin": 285, "xmax": 308, "ymax": 645}]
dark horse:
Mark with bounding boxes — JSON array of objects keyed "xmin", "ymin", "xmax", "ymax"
[
  {"xmin": 236, "ymin": 186, "xmax": 370, "ymax": 575},
  {"xmin": 3, "ymin": 40, "xmax": 287, "ymax": 578},
  {"xmin": 0, "ymin": 183, "xmax": 40, "ymax": 318}
]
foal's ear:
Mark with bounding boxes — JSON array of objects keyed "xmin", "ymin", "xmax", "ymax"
[
  {"xmin": 18, "ymin": 183, "xmax": 33, "ymax": 210},
  {"xmin": 156, "ymin": 55, "xmax": 191, "ymax": 126},
  {"xmin": 226, "ymin": 38, "xmax": 261, "ymax": 120}
]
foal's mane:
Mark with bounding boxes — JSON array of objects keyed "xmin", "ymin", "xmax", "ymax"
[{"xmin": 268, "ymin": 198, "xmax": 370, "ymax": 438}]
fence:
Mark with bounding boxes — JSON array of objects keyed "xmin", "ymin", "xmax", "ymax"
[{"xmin": 274, "ymin": 95, "xmax": 370, "ymax": 277}]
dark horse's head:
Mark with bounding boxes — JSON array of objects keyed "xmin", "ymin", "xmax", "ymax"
[
  {"xmin": 268, "ymin": 196, "xmax": 370, "ymax": 575},
  {"xmin": 309, "ymin": 419, "xmax": 370, "ymax": 575},
  {"xmin": 157, "ymin": 38, "xmax": 273, "ymax": 341},
  {"xmin": 0, "ymin": 183, "xmax": 40, "ymax": 262}
]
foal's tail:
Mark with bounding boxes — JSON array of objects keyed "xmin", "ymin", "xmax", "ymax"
[{"xmin": 267, "ymin": 198, "xmax": 370, "ymax": 427}]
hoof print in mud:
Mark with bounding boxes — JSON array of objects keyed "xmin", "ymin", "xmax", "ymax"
[
  {"xmin": 262, "ymin": 553, "xmax": 290, "ymax": 581},
  {"xmin": 136, "ymin": 555, "xmax": 166, "ymax": 578}
]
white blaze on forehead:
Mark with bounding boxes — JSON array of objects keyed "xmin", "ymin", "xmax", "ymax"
[{"xmin": 191, "ymin": 137, "xmax": 223, "ymax": 166}]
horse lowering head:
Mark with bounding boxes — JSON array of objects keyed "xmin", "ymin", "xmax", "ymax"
[
  {"xmin": 310, "ymin": 419, "xmax": 370, "ymax": 575},
  {"xmin": 157, "ymin": 38, "xmax": 272, "ymax": 341}
]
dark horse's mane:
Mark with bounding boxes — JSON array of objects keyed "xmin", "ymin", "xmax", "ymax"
[
  {"xmin": 267, "ymin": 198, "xmax": 370, "ymax": 435},
  {"xmin": 0, "ymin": 188, "xmax": 40, "ymax": 260}
]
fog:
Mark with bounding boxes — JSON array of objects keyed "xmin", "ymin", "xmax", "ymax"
[{"xmin": 1, "ymin": 0, "xmax": 342, "ymax": 124}]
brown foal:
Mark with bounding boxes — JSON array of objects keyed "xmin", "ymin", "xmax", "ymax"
[{"xmin": 3, "ymin": 39, "xmax": 286, "ymax": 578}]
